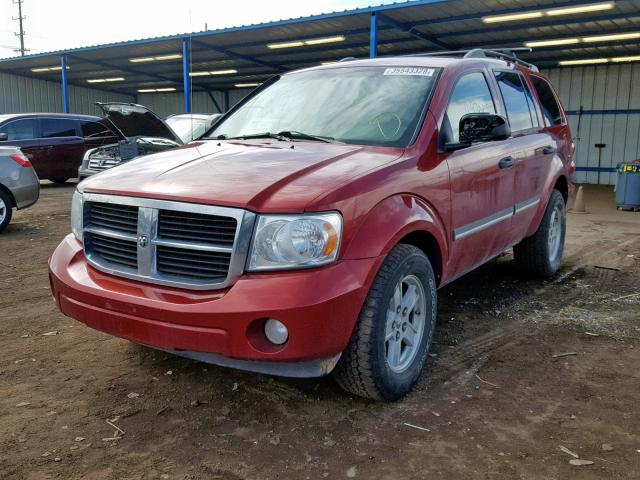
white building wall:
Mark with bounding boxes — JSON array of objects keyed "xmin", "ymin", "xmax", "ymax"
[
  {"xmin": 543, "ymin": 64, "xmax": 640, "ymax": 185},
  {"xmin": 0, "ymin": 72, "xmax": 132, "ymax": 117}
]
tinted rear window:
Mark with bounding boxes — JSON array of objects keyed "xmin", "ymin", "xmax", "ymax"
[
  {"xmin": 531, "ymin": 76, "xmax": 563, "ymax": 127},
  {"xmin": 41, "ymin": 118, "xmax": 78, "ymax": 138},
  {"xmin": 81, "ymin": 120, "xmax": 116, "ymax": 138}
]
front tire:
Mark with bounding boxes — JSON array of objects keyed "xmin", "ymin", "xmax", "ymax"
[
  {"xmin": 0, "ymin": 190, "xmax": 13, "ymax": 233},
  {"xmin": 513, "ymin": 190, "xmax": 566, "ymax": 278},
  {"xmin": 334, "ymin": 244, "xmax": 437, "ymax": 401}
]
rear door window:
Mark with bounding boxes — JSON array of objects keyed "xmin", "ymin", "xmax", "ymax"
[
  {"xmin": 531, "ymin": 76, "xmax": 563, "ymax": 127},
  {"xmin": 494, "ymin": 71, "xmax": 537, "ymax": 132},
  {"xmin": 41, "ymin": 118, "xmax": 79, "ymax": 138},
  {"xmin": 444, "ymin": 72, "xmax": 496, "ymax": 143}
]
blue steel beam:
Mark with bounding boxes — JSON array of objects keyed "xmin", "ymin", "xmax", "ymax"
[
  {"xmin": 190, "ymin": 38, "xmax": 287, "ymax": 72},
  {"xmin": 60, "ymin": 54, "xmax": 69, "ymax": 113},
  {"xmin": 370, "ymin": 12, "xmax": 378, "ymax": 58},
  {"xmin": 376, "ymin": 12, "xmax": 451, "ymax": 50},
  {"xmin": 182, "ymin": 39, "xmax": 191, "ymax": 113}
]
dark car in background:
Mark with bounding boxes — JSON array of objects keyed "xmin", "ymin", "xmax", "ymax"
[
  {"xmin": 78, "ymin": 103, "xmax": 183, "ymax": 180},
  {"xmin": 0, "ymin": 113, "xmax": 120, "ymax": 183}
]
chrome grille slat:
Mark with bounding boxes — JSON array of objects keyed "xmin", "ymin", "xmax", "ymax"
[
  {"xmin": 158, "ymin": 210, "xmax": 237, "ymax": 246},
  {"xmin": 81, "ymin": 193, "xmax": 254, "ymax": 290}
]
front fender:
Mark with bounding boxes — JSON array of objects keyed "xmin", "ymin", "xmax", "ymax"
[{"xmin": 342, "ymin": 194, "xmax": 449, "ymax": 276}]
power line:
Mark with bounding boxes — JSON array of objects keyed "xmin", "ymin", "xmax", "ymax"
[{"xmin": 12, "ymin": 0, "xmax": 29, "ymax": 56}]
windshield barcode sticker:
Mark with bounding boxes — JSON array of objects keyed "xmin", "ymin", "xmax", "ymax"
[{"xmin": 383, "ymin": 67, "xmax": 435, "ymax": 77}]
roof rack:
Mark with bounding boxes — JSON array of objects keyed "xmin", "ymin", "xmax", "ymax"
[{"xmin": 407, "ymin": 48, "xmax": 539, "ymax": 72}]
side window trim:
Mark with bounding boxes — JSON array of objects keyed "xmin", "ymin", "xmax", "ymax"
[{"xmin": 492, "ymin": 69, "xmax": 539, "ymax": 134}]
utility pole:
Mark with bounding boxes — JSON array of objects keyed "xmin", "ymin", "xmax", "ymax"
[{"xmin": 13, "ymin": 0, "xmax": 29, "ymax": 56}]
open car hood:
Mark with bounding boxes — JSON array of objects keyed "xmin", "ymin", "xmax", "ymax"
[{"xmin": 97, "ymin": 102, "xmax": 183, "ymax": 145}]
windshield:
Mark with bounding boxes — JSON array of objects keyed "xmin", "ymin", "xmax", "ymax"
[
  {"xmin": 208, "ymin": 66, "xmax": 440, "ymax": 147},
  {"xmin": 166, "ymin": 116, "xmax": 209, "ymax": 142}
]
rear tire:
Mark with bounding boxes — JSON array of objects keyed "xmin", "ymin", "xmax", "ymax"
[
  {"xmin": 0, "ymin": 190, "xmax": 13, "ymax": 234},
  {"xmin": 333, "ymin": 244, "xmax": 437, "ymax": 401},
  {"xmin": 50, "ymin": 177, "xmax": 69, "ymax": 184},
  {"xmin": 513, "ymin": 190, "xmax": 566, "ymax": 278}
]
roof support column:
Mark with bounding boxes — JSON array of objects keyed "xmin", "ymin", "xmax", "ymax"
[
  {"xmin": 369, "ymin": 12, "xmax": 378, "ymax": 58},
  {"xmin": 224, "ymin": 90, "xmax": 230, "ymax": 112},
  {"xmin": 60, "ymin": 54, "xmax": 69, "ymax": 113},
  {"xmin": 182, "ymin": 38, "xmax": 191, "ymax": 113}
]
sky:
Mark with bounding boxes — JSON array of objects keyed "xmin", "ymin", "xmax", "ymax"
[{"xmin": 0, "ymin": 0, "xmax": 396, "ymax": 58}]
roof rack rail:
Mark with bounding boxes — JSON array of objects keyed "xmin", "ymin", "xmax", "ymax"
[{"xmin": 407, "ymin": 48, "xmax": 538, "ymax": 72}]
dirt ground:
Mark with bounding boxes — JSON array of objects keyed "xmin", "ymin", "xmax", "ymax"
[{"xmin": 1, "ymin": 182, "xmax": 639, "ymax": 480}]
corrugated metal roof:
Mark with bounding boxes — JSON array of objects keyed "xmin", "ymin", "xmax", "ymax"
[{"xmin": 0, "ymin": 0, "xmax": 638, "ymax": 94}]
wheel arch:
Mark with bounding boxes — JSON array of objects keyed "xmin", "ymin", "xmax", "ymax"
[
  {"xmin": 0, "ymin": 183, "xmax": 16, "ymax": 208},
  {"xmin": 553, "ymin": 174, "xmax": 569, "ymax": 204},
  {"xmin": 342, "ymin": 194, "xmax": 448, "ymax": 286}
]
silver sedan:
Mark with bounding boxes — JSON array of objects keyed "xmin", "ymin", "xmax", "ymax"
[{"xmin": 0, "ymin": 146, "xmax": 40, "ymax": 233}]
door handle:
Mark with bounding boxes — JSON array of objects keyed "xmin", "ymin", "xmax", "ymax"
[
  {"xmin": 542, "ymin": 145, "xmax": 555, "ymax": 155},
  {"xmin": 498, "ymin": 156, "xmax": 516, "ymax": 169}
]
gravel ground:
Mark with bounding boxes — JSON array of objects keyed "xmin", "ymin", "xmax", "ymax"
[{"xmin": 1, "ymin": 182, "xmax": 639, "ymax": 480}]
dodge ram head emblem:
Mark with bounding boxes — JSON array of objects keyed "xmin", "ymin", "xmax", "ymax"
[{"xmin": 138, "ymin": 235, "xmax": 149, "ymax": 248}]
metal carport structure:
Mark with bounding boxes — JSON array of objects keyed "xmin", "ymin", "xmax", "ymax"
[{"xmin": 0, "ymin": 0, "xmax": 639, "ymax": 182}]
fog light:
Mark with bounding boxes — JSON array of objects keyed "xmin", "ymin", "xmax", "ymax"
[{"xmin": 264, "ymin": 319, "xmax": 288, "ymax": 345}]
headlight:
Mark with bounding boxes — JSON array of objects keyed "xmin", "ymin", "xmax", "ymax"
[
  {"xmin": 70, "ymin": 190, "xmax": 84, "ymax": 242},
  {"xmin": 248, "ymin": 212, "xmax": 342, "ymax": 271}
]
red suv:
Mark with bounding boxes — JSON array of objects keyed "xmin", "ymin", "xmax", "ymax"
[{"xmin": 49, "ymin": 50, "xmax": 575, "ymax": 401}]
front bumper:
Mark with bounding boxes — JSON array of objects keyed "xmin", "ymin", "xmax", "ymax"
[
  {"xmin": 78, "ymin": 166, "xmax": 101, "ymax": 181},
  {"xmin": 49, "ymin": 234, "xmax": 380, "ymax": 377}
]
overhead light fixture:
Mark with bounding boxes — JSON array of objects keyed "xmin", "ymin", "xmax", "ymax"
[
  {"xmin": 235, "ymin": 83, "xmax": 260, "ymax": 88},
  {"xmin": 305, "ymin": 35, "xmax": 346, "ymax": 45},
  {"xmin": 611, "ymin": 55, "xmax": 640, "ymax": 62},
  {"xmin": 321, "ymin": 61, "xmax": 338, "ymax": 65},
  {"xmin": 87, "ymin": 77, "xmax": 125, "ymax": 83},
  {"xmin": 129, "ymin": 54, "xmax": 182, "ymax": 63},
  {"xmin": 267, "ymin": 41, "xmax": 305, "ymax": 49},
  {"xmin": 547, "ymin": 2, "xmax": 614, "ymax": 16},
  {"xmin": 189, "ymin": 69, "xmax": 238, "ymax": 76},
  {"xmin": 482, "ymin": 11, "xmax": 543, "ymax": 23},
  {"xmin": 31, "ymin": 66, "xmax": 69, "ymax": 73},
  {"xmin": 559, "ymin": 58, "xmax": 609, "ymax": 65},
  {"xmin": 483, "ymin": 2, "xmax": 615, "ymax": 23},
  {"xmin": 267, "ymin": 35, "xmax": 346, "ymax": 49},
  {"xmin": 138, "ymin": 87, "xmax": 177, "ymax": 93},
  {"xmin": 525, "ymin": 38, "xmax": 580, "ymax": 47},
  {"xmin": 209, "ymin": 69, "xmax": 238, "ymax": 75},
  {"xmin": 583, "ymin": 32, "xmax": 640, "ymax": 42}
]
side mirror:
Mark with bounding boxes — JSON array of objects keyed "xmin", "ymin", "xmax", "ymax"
[
  {"xmin": 459, "ymin": 113, "xmax": 510, "ymax": 144},
  {"xmin": 0, "ymin": 132, "xmax": 8, "ymax": 141}
]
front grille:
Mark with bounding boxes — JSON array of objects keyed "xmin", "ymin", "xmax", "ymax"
[
  {"xmin": 86, "ymin": 232, "xmax": 138, "ymax": 269},
  {"xmin": 158, "ymin": 210, "xmax": 237, "ymax": 246},
  {"xmin": 88, "ymin": 157, "xmax": 121, "ymax": 171},
  {"xmin": 157, "ymin": 246, "xmax": 232, "ymax": 281},
  {"xmin": 82, "ymin": 194, "xmax": 250, "ymax": 290},
  {"xmin": 85, "ymin": 202, "xmax": 138, "ymax": 234}
]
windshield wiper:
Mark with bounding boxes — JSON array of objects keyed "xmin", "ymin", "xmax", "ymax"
[
  {"xmin": 218, "ymin": 132, "xmax": 288, "ymax": 141},
  {"xmin": 217, "ymin": 131, "xmax": 337, "ymax": 143},
  {"xmin": 276, "ymin": 131, "xmax": 336, "ymax": 143}
]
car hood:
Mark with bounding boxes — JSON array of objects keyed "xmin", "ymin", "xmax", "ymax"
[
  {"xmin": 80, "ymin": 139, "xmax": 403, "ymax": 212},
  {"xmin": 97, "ymin": 102, "xmax": 182, "ymax": 144}
]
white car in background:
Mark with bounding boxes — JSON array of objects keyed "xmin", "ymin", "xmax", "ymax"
[{"xmin": 165, "ymin": 113, "xmax": 222, "ymax": 143}]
